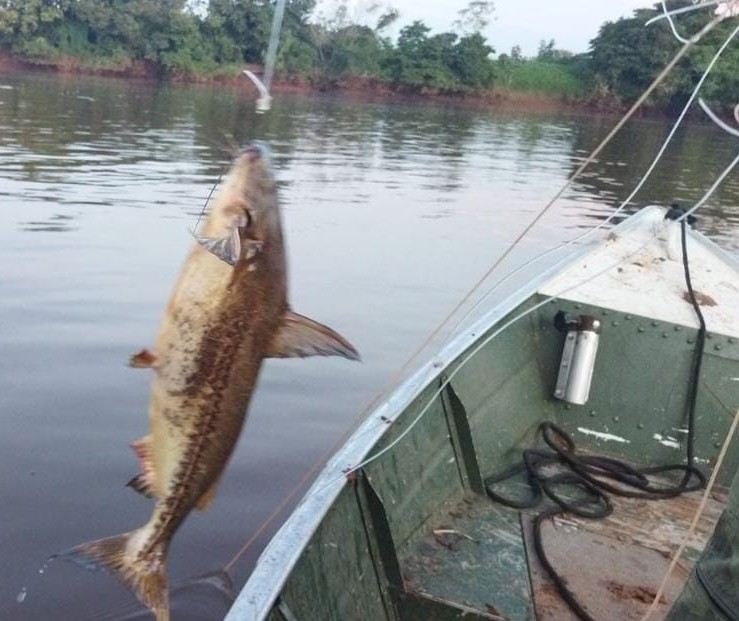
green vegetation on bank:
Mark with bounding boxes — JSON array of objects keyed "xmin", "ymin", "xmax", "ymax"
[{"xmin": 0, "ymin": 1, "xmax": 738, "ymax": 111}]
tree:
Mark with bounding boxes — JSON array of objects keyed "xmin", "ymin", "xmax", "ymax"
[
  {"xmin": 589, "ymin": 5, "xmax": 687, "ymax": 107},
  {"xmin": 383, "ymin": 21, "xmax": 456, "ymax": 89},
  {"xmin": 451, "ymin": 32, "xmax": 495, "ymax": 88},
  {"xmin": 0, "ymin": 0, "xmax": 70, "ymax": 55},
  {"xmin": 454, "ymin": 0, "xmax": 494, "ymax": 35},
  {"xmin": 536, "ymin": 38, "xmax": 555, "ymax": 60}
]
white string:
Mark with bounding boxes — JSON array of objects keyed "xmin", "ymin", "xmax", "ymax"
[
  {"xmin": 699, "ymin": 97, "xmax": 739, "ymax": 136},
  {"xmin": 315, "ymin": 22, "xmax": 739, "ymax": 492},
  {"xmin": 660, "ymin": 0, "xmax": 691, "ymax": 43},
  {"xmin": 680, "ymin": 149, "xmax": 739, "ymax": 221},
  {"xmin": 448, "ymin": 19, "xmax": 739, "ymax": 339},
  {"xmin": 645, "ymin": 1, "xmax": 721, "ymax": 28},
  {"xmin": 308, "ymin": 231, "xmax": 658, "ymax": 497},
  {"xmin": 242, "ymin": 0, "xmax": 287, "ymax": 112},
  {"xmin": 262, "ymin": 0, "xmax": 287, "ymax": 94},
  {"xmin": 319, "ymin": 139, "xmax": 738, "ymax": 493}
]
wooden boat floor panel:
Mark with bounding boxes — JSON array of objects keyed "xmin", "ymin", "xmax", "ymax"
[
  {"xmin": 524, "ymin": 489, "xmax": 726, "ymax": 621},
  {"xmin": 401, "ymin": 495, "xmax": 535, "ymax": 620},
  {"xmin": 400, "ymin": 489, "xmax": 727, "ymax": 621}
]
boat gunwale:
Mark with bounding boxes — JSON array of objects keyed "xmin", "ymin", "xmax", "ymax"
[{"xmin": 225, "ymin": 206, "xmax": 739, "ymax": 621}]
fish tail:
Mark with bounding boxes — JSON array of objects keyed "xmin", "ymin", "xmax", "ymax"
[{"xmin": 58, "ymin": 530, "xmax": 169, "ymax": 621}]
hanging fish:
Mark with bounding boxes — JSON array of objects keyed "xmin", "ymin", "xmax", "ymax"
[{"xmin": 58, "ymin": 142, "xmax": 359, "ymax": 620}]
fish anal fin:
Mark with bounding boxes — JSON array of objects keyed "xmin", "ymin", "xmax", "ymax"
[
  {"xmin": 127, "ymin": 474, "xmax": 156, "ymax": 499},
  {"xmin": 56, "ymin": 531, "xmax": 169, "ymax": 621},
  {"xmin": 128, "ymin": 435, "xmax": 159, "ymax": 499},
  {"xmin": 129, "ymin": 349, "xmax": 158, "ymax": 369},
  {"xmin": 266, "ymin": 311, "xmax": 360, "ymax": 361}
]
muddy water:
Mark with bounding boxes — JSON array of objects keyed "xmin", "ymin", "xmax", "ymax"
[{"xmin": 0, "ymin": 72, "xmax": 737, "ymax": 620}]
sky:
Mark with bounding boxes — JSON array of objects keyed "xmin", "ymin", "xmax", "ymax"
[{"xmin": 318, "ymin": 0, "xmax": 654, "ymax": 57}]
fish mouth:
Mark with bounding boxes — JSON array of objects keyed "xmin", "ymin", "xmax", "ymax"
[{"xmin": 237, "ymin": 141, "xmax": 271, "ymax": 163}]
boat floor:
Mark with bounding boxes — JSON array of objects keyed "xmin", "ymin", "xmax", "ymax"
[{"xmin": 401, "ymin": 485, "xmax": 727, "ymax": 620}]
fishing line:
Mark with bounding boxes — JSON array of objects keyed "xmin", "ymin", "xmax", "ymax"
[
  {"xmin": 334, "ymin": 8, "xmax": 725, "ymax": 447},
  {"xmin": 345, "ymin": 19, "xmax": 739, "ymax": 467},
  {"xmin": 218, "ymin": 5, "xmax": 736, "ymax": 579},
  {"xmin": 342, "ymin": 131, "xmax": 737, "ymax": 482},
  {"xmin": 449, "ymin": 16, "xmax": 739, "ymax": 340},
  {"xmin": 646, "ymin": 1, "xmax": 722, "ymax": 28},
  {"xmin": 659, "ymin": 0, "xmax": 694, "ymax": 44},
  {"xmin": 217, "ymin": 228, "xmax": 658, "ymax": 576},
  {"xmin": 312, "ymin": 230, "xmax": 660, "ymax": 495},
  {"xmin": 699, "ymin": 97, "xmax": 739, "ymax": 137},
  {"xmin": 263, "ymin": 0, "xmax": 287, "ymax": 95},
  {"xmin": 193, "ymin": 172, "xmax": 225, "ymax": 233},
  {"xmin": 681, "ymin": 149, "xmax": 739, "ymax": 221}
]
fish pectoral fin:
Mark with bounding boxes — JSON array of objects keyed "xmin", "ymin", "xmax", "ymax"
[
  {"xmin": 266, "ymin": 311, "xmax": 360, "ymax": 361},
  {"xmin": 127, "ymin": 435, "xmax": 160, "ymax": 499},
  {"xmin": 195, "ymin": 226, "xmax": 242, "ymax": 266},
  {"xmin": 129, "ymin": 349, "xmax": 158, "ymax": 368}
]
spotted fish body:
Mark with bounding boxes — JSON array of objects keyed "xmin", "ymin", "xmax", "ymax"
[{"xmin": 61, "ymin": 144, "xmax": 359, "ymax": 620}]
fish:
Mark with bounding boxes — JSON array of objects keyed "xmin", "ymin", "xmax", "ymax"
[{"xmin": 59, "ymin": 142, "xmax": 359, "ymax": 621}]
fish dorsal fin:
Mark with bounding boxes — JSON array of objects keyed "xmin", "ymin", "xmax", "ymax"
[
  {"xmin": 194, "ymin": 226, "xmax": 241, "ymax": 266},
  {"xmin": 266, "ymin": 311, "xmax": 360, "ymax": 361}
]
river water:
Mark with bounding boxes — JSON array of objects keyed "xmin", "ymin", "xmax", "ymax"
[{"xmin": 0, "ymin": 72, "xmax": 737, "ymax": 620}]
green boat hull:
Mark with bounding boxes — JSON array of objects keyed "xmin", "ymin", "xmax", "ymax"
[{"xmin": 227, "ymin": 207, "xmax": 739, "ymax": 621}]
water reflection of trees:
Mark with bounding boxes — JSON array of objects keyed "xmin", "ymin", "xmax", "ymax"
[{"xmin": 3, "ymin": 73, "xmax": 736, "ymax": 249}]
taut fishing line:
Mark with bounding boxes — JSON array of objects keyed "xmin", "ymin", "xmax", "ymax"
[
  {"xmin": 218, "ymin": 0, "xmax": 739, "ymax": 601},
  {"xmin": 448, "ymin": 14, "xmax": 739, "ymax": 339}
]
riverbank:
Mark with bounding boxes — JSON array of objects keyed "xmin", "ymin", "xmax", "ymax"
[{"xmin": 0, "ymin": 49, "xmax": 609, "ymax": 115}]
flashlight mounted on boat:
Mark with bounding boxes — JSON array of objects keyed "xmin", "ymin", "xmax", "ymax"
[{"xmin": 553, "ymin": 311, "xmax": 601, "ymax": 406}]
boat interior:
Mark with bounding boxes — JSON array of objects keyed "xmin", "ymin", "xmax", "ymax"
[{"xmin": 265, "ymin": 216, "xmax": 739, "ymax": 621}]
